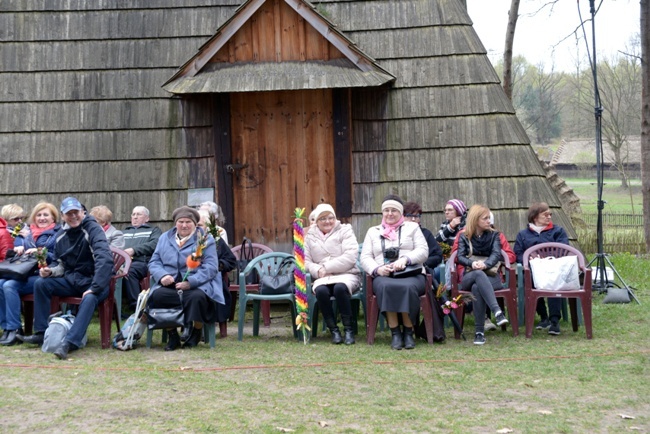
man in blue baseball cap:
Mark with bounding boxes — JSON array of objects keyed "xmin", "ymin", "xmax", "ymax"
[{"xmin": 20, "ymin": 197, "xmax": 114, "ymax": 359}]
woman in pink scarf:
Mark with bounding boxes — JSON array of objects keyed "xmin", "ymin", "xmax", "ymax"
[{"xmin": 360, "ymin": 195, "xmax": 428, "ymax": 350}]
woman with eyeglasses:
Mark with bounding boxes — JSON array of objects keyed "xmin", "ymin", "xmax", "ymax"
[
  {"xmin": 305, "ymin": 204, "xmax": 361, "ymax": 345},
  {"xmin": 514, "ymin": 202, "xmax": 569, "ymax": 336},
  {"xmin": 1, "ymin": 204, "xmax": 28, "ymax": 238},
  {"xmin": 403, "ymin": 202, "xmax": 443, "ymax": 271},
  {"xmin": 0, "ymin": 202, "xmax": 60, "ymax": 346},
  {"xmin": 360, "ymin": 195, "xmax": 428, "ymax": 350},
  {"xmin": 435, "ymin": 199, "xmax": 467, "ymax": 247}
]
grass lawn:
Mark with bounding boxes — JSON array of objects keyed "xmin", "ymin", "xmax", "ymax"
[
  {"xmin": 1, "ymin": 253, "xmax": 648, "ymax": 433},
  {"xmin": 564, "ymin": 177, "xmax": 643, "ymax": 215}
]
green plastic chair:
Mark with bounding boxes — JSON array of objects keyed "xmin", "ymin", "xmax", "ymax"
[{"xmin": 237, "ymin": 252, "xmax": 298, "ymax": 341}]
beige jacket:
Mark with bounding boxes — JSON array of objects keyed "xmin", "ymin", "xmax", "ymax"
[
  {"xmin": 360, "ymin": 221, "xmax": 428, "ymax": 275},
  {"xmin": 305, "ymin": 221, "xmax": 361, "ymax": 294}
]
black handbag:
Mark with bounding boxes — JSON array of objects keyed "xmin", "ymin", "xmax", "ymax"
[
  {"xmin": 145, "ymin": 288, "xmax": 185, "ymax": 330},
  {"xmin": 259, "ymin": 257, "xmax": 295, "ymax": 295},
  {"xmin": 0, "ymin": 253, "xmax": 39, "ymax": 280},
  {"xmin": 237, "ymin": 237, "xmax": 260, "ymax": 285},
  {"xmin": 391, "ymin": 263, "xmax": 423, "ymax": 278}
]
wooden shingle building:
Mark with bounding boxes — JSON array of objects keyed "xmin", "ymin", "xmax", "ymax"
[{"xmin": 0, "ymin": 0, "xmax": 575, "ymax": 251}]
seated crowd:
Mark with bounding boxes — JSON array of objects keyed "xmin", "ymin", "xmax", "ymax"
[{"xmin": 0, "ymin": 195, "xmax": 568, "ymax": 357}]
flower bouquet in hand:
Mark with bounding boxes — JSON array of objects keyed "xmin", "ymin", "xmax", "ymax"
[
  {"xmin": 435, "ymin": 283, "xmax": 474, "ymax": 340},
  {"xmin": 182, "ymin": 231, "xmax": 207, "ymax": 282},
  {"xmin": 34, "ymin": 247, "xmax": 48, "ymax": 269},
  {"xmin": 10, "ymin": 223, "xmax": 23, "ymax": 239}
]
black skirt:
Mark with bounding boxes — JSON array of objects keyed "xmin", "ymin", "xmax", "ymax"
[
  {"xmin": 148, "ymin": 285, "xmax": 218, "ymax": 325},
  {"xmin": 373, "ymin": 274, "xmax": 426, "ymax": 326}
]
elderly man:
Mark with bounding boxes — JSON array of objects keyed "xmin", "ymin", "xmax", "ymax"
[
  {"xmin": 21, "ymin": 197, "xmax": 114, "ymax": 359},
  {"xmin": 122, "ymin": 206, "xmax": 161, "ymax": 311}
]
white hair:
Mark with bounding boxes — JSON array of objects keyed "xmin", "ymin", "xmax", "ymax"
[
  {"xmin": 133, "ymin": 205, "xmax": 150, "ymax": 217},
  {"xmin": 199, "ymin": 201, "xmax": 225, "ymax": 226}
]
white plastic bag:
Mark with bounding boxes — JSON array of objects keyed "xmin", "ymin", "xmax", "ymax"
[{"xmin": 529, "ymin": 255, "xmax": 580, "ymax": 291}]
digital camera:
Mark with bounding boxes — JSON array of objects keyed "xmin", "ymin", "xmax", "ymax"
[{"xmin": 383, "ymin": 247, "xmax": 400, "ymax": 261}]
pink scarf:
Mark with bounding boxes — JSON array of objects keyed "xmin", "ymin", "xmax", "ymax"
[
  {"xmin": 30, "ymin": 223, "xmax": 55, "ymax": 241},
  {"xmin": 381, "ymin": 216, "xmax": 404, "ymax": 241}
]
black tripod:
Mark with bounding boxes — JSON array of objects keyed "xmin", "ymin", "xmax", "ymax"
[{"xmin": 582, "ymin": 0, "xmax": 639, "ymax": 304}]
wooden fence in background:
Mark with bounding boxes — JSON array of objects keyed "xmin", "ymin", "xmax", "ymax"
[{"xmin": 581, "ymin": 213, "xmax": 643, "ymax": 228}]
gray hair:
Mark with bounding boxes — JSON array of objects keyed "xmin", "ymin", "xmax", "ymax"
[
  {"xmin": 132, "ymin": 206, "xmax": 150, "ymax": 217},
  {"xmin": 199, "ymin": 201, "xmax": 225, "ymax": 226}
]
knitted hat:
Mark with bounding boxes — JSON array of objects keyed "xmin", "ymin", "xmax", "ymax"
[
  {"xmin": 381, "ymin": 199, "xmax": 404, "ymax": 215},
  {"xmin": 311, "ymin": 203, "xmax": 336, "ymax": 221},
  {"xmin": 172, "ymin": 206, "xmax": 200, "ymax": 224},
  {"xmin": 447, "ymin": 199, "xmax": 467, "ymax": 216}
]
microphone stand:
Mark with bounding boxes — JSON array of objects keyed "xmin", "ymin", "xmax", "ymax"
[{"xmin": 584, "ymin": 0, "xmax": 639, "ymax": 303}]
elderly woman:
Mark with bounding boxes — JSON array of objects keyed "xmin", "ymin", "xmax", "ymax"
[
  {"xmin": 305, "ymin": 204, "xmax": 361, "ymax": 345},
  {"xmin": 148, "ymin": 206, "xmax": 224, "ymax": 351},
  {"xmin": 197, "ymin": 209, "xmax": 236, "ymax": 338},
  {"xmin": 89, "ymin": 205, "xmax": 125, "ymax": 249},
  {"xmin": 199, "ymin": 201, "xmax": 229, "ymax": 245},
  {"xmin": 514, "ymin": 202, "xmax": 570, "ymax": 335},
  {"xmin": 360, "ymin": 196, "xmax": 428, "ymax": 350},
  {"xmin": 0, "ymin": 202, "xmax": 60, "ymax": 346},
  {"xmin": 457, "ymin": 205, "xmax": 509, "ymax": 345},
  {"xmin": 435, "ymin": 199, "xmax": 467, "ymax": 246}
]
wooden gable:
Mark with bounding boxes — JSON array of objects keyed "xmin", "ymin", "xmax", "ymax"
[{"xmin": 163, "ymin": 0, "xmax": 394, "ymax": 93}]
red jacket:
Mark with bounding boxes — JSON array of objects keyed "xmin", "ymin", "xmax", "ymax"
[{"xmin": 0, "ymin": 218, "xmax": 14, "ymax": 261}]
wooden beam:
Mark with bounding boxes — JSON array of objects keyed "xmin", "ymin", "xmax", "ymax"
[
  {"xmin": 333, "ymin": 88, "xmax": 352, "ymax": 219},
  {"xmin": 213, "ymin": 93, "xmax": 235, "ymax": 239}
]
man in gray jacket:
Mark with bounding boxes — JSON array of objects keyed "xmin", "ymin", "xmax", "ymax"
[{"xmin": 122, "ymin": 206, "xmax": 161, "ymax": 312}]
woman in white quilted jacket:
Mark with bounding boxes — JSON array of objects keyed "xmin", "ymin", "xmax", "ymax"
[{"xmin": 305, "ymin": 204, "xmax": 360, "ymax": 345}]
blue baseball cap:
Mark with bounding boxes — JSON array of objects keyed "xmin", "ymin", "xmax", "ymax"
[{"xmin": 60, "ymin": 197, "xmax": 83, "ymax": 214}]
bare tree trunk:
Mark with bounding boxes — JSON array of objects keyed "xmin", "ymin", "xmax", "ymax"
[
  {"xmin": 502, "ymin": 0, "xmax": 520, "ymax": 100},
  {"xmin": 642, "ymin": 0, "xmax": 650, "ymax": 251}
]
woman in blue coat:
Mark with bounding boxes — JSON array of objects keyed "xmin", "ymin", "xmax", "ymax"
[
  {"xmin": 0, "ymin": 202, "xmax": 60, "ymax": 346},
  {"xmin": 148, "ymin": 206, "xmax": 224, "ymax": 351},
  {"xmin": 514, "ymin": 202, "xmax": 570, "ymax": 335}
]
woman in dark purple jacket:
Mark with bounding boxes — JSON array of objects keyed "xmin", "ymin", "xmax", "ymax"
[{"xmin": 514, "ymin": 202, "xmax": 569, "ymax": 336}]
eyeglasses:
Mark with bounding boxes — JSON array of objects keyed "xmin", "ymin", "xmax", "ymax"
[
  {"xmin": 9, "ymin": 216, "xmax": 24, "ymax": 222},
  {"xmin": 318, "ymin": 216, "xmax": 335, "ymax": 223},
  {"xmin": 404, "ymin": 214, "xmax": 421, "ymax": 219}
]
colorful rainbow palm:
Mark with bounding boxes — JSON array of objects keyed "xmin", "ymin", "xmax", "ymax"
[{"xmin": 293, "ymin": 207, "xmax": 310, "ymax": 343}]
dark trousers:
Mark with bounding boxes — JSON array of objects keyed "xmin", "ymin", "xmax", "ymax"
[
  {"xmin": 124, "ymin": 260, "xmax": 148, "ymax": 309},
  {"xmin": 460, "ymin": 270, "xmax": 502, "ymax": 333},
  {"xmin": 33, "ymin": 277, "xmax": 108, "ymax": 348},
  {"xmin": 314, "ymin": 283, "xmax": 352, "ymax": 328}
]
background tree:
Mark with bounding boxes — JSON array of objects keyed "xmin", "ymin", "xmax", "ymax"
[{"xmin": 641, "ymin": 0, "xmax": 650, "ymax": 251}]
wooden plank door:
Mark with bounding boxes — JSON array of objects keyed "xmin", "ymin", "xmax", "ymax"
[{"xmin": 229, "ymin": 89, "xmax": 335, "ymax": 251}]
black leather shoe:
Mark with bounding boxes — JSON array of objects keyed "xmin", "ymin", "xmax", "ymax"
[
  {"xmin": 54, "ymin": 342, "xmax": 70, "ymax": 360},
  {"xmin": 330, "ymin": 327, "xmax": 343, "ymax": 345},
  {"xmin": 390, "ymin": 327, "xmax": 404, "ymax": 350},
  {"xmin": 403, "ymin": 327, "xmax": 415, "ymax": 350},
  {"xmin": 20, "ymin": 333, "xmax": 44, "ymax": 345},
  {"xmin": 0, "ymin": 330, "xmax": 8, "ymax": 342},
  {"xmin": 0, "ymin": 330, "xmax": 22, "ymax": 346},
  {"xmin": 344, "ymin": 328, "xmax": 355, "ymax": 345},
  {"xmin": 182, "ymin": 328, "xmax": 203, "ymax": 348},
  {"xmin": 165, "ymin": 329, "xmax": 181, "ymax": 351}
]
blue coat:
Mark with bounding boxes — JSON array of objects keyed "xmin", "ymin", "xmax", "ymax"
[
  {"xmin": 148, "ymin": 228, "xmax": 224, "ymax": 305},
  {"xmin": 14, "ymin": 224, "xmax": 61, "ymax": 264},
  {"xmin": 51, "ymin": 216, "xmax": 114, "ymax": 294},
  {"xmin": 514, "ymin": 223, "xmax": 569, "ymax": 264}
]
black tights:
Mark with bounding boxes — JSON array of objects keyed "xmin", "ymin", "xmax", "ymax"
[{"xmin": 314, "ymin": 283, "xmax": 352, "ymax": 328}]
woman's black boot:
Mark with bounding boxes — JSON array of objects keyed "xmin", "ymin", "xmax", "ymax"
[
  {"xmin": 165, "ymin": 328, "xmax": 181, "ymax": 351},
  {"xmin": 329, "ymin": 327, "xmax": 343, "ymax": 344},
  {"xmin": 341, "ymin": 315, "xmax": 355, "ymax": 345},
  {"xmin": 390, "ymin": 326, "xmax": 404, "ymax": 350},
  {"xmin": 182, "ymin": 327, "xmax": 203, "ymax": 348},
  {"xmin": 403, "ymin": 327, "xmax": 415, "ymax": 350}
]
